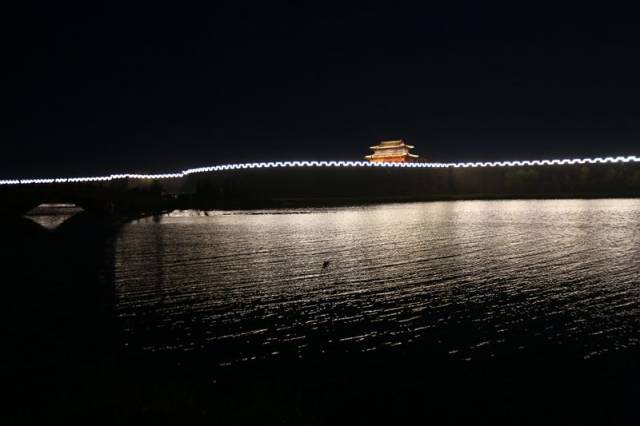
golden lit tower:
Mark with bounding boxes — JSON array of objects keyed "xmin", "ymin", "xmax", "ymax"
[{"xmin": 365, "ymin": 139, "xmax": 419, "ymax": 163}]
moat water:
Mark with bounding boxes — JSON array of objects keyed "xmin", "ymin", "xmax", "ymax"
[
  {"xmin": 6, "ymin": 199, "xmax": 640, "ymax": 424},
  {"xmin": 115, "ymin": 200, "xmax": 640, "ymax": 365}
]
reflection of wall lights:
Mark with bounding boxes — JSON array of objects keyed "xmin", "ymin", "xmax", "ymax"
[{"xmin": 2, "ymin": 156, "xmax": 639, "ymax": 186}]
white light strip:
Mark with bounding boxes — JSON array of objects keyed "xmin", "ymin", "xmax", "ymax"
[{"xmin": 2, "ymin": 156, "xmax": 639, "ymax": 185}]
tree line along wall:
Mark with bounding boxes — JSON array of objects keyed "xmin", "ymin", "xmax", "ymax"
[{"xmin": 181, "ymin": 163, "xmax": 640, "ymax": 209}]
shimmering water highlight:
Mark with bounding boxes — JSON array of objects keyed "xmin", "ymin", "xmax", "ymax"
[{"xmin": 114, "ymin": 199, "xmax": 640, "ymax": 367}]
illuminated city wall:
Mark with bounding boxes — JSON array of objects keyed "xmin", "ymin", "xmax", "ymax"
[
  {"xmin": 2, "ymin": 157, "xmax": 640, "ymax": 212},
  {"xmin": 187, "ymin": 162, "xmax": 640, "ymax": 208},
  {"xmin": 1, "ymin": 156, "xmax": 639, "ymax": 186}
]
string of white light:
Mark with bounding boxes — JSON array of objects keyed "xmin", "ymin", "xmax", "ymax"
[{"xmin": 1, "ymin": 156, "xmax": 639, "ymax": 186}]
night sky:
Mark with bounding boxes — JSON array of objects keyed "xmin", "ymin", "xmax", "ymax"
[{"xmin": 4, "ymin": 2, "xmax": 640, "ymax": 177}]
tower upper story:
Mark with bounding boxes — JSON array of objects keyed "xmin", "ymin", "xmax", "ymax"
[{"xmin": 365, "ymin": 139, "xmax": 419, "ymax": 163}]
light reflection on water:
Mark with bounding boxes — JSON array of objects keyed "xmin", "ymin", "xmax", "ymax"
[
  {"xmin": 114, "ymin": 200, "xmax": 640, "ymax": 365},
  {"xmin": 25, "ymin": 203, "xmax": 83, "ymax": 230}
]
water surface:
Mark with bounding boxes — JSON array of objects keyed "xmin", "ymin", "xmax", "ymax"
[{"xmin": 113, "ymin": 199, "xmax": 640, "ymax": 369}]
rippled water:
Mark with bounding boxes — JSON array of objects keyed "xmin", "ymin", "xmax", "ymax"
[{"xmin": 114, "ymin": 200, "xmax": 640, "ymax": 368}]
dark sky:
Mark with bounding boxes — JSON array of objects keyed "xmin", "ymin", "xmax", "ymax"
[{"xmin": 4, "ymin": 2, "xmax": 640, "ymax": 177}]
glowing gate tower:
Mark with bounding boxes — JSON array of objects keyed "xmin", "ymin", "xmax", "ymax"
[{"xmin": 365, "ymin": 139, "xmax": 419, "ymax": 163}]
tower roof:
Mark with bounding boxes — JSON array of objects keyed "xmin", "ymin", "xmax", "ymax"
[{"xmin": 369, "ymin": 139, "xmax": 415, "ymax": 150}]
